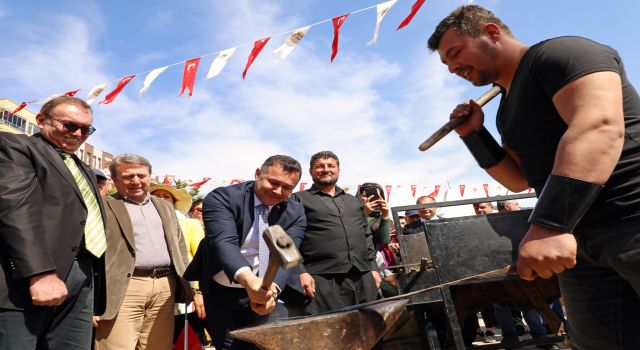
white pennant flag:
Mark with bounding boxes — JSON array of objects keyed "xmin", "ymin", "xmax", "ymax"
[
  {"xmin": 273, "ymin": 25, "xmax": 311, "ymax": 63},
  {"xmin": 206, "ymin": 48, "xmax": 236, "ymax": 79},
  {"xmin": 367, "ymin": 0, "xmax": 397, "ymax": 46},
  {"xmin": 139, "ymin": 66, "xmax": 168, "ymax": 96},
  {"xmin": 37, "ymin": 94, "xmax": 61, "ymax": 105},
  {"xmin": 86, "ymin": 83, "xmax": 108, "ymax": 105}
]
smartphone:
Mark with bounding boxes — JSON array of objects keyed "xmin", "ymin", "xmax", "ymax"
[{"xmin": 362, "ymin": 185, "xmax": 380, "ymax": 200}]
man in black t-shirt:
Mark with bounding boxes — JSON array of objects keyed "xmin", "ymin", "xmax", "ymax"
[{"xmin": 428, "ymin": 5, "xmax": 640, "ymax": 349}]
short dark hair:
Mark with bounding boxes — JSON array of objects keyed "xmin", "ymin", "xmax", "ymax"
[
  {"xmin": 40, "ymin": 96, "xmax": 92, "ymax": 117},
  {"xmin": 109, "ymin": 154, "xmax": 152, "ymax": 178},
  {"xmin": 190, "ymin": 198, "xmax": 203, "ymax": 212},
  {"xmin": 261, "ymin": 155, "xmax": 302, "ymax": 175},
  {"xmin": 427, "ymin": 5, "xmax": 513, "ymax": 51},
  {"xmin": 309, "ymin": 151, "xmax": 339, "ymax": 168}
]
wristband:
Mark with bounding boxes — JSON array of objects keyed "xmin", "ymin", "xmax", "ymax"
[
  {"xmin": 528, "ymin": 175, "xmax": 602, "ymax": 233},
  {"xmin": 460, "ymin": 127, "xmax": 506, "ymax": 169}
]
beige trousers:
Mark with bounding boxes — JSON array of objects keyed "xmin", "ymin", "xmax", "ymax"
[{"xmin": 95, "ymin": 274, "xmax": 176, "ymax": 350}]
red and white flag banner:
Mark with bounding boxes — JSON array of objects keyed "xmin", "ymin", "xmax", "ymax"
[
  {"xmin": 4, "ymin": 102, "xmax": 27, "ymax": 119},
  {"xmin": 207, "ymin": 48, "xmax": 236, "ymax": 79},
  {"xmin": 229, "ymin": 179, "xmax": 244, "ymax": 185},
  {"xmin": 459, "ymin": 184, "xmax": 466, "ymax": 197},
  {"xmin": 99, "ymin": 75, "xmax": 135, "ymax": 105},
  {"xmin": 140, "ymin": 66, "xmax": 168, "ymax": 96},
  {"xmin": 299, "ymin": 182, "xmax": 308, "ymax": 191},
  {"xmin": 483, "ymin": 183, "xmax": 489, "ymax": 197},
  {"xmin": 189, "ymin": 177, "xmax": 211, "ymax": 188},
  {"xmin": 367, "ymin": 0, "xmax": 397, "ymax": 46},
  {"xmin": 331, "ymin": 13, "xmax": 350, "ymax": 62},
  {"xmin": 385, "ymin": 184, "xmax": 392, "ymax": 201},
  {"xmin": 86, "ymin": 83, "xmax": 108, "ymax": 105},
  {"xmin": 428, "ymin": 184, "xmax": 441, "ymax": 198},
  {"xmin": 63, "ymin": 89, "xmax": 80, "ymax": 96},
  {"xmin": 410, "ymin": 184, "xmax": 417, "ymax": 198},
  {"xmin": 242, "ymin": 37, "xmax": 271, "ymax": 79},
  {"xmin": 179, "ymin": 58, "xmax": 201, "ymax": 97},
  {"xmin": 397, "ymin": 0, "xmax": 425, "ymax": 30},
  {"xmin": 274, "ymin": 26, "xmax": 311, "ymax": 63}
]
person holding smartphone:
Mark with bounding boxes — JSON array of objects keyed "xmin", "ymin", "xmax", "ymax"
[{"xmin": 358, "ymin": 183, "xmax": 391, "ymax": 249}]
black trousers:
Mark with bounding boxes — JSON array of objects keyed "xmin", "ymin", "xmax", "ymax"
[
  {"xmin": 0, "ymin": 254, "xmax": 94, "ymax": 349},
  {"xmin": 303, "ymin": 267, "xmax": 378, "ymax": 315}
]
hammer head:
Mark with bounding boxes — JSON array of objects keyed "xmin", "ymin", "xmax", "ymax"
[{"xmin": 262, "ymin": 225, "xmax": 303, "ymax": 269}]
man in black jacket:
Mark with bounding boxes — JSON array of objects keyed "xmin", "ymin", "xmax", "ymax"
[
  {"xmin": 0, "ymin": 96, "xmax": 106, "ymax": 349},
  {"xmin": 293, "ymin": 151, "xmax": 380, "ymax": 314}
]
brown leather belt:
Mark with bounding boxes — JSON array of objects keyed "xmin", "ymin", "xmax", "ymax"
[{"xmin": 132, "ymin": 267, "xmax": 173, "ymax": 279}]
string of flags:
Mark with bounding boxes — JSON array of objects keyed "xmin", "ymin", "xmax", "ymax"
[
  {"xmin": 159, "ymin": 175, "xmax": 534, "ymax": 201},
  {"xmin": 5, "ymin": 0, "xmax": 427, "ymax": 119}
]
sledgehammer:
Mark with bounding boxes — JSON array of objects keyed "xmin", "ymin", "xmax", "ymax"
[{"xmin": 260, "ymin": 225, "xmax": 303, "ymax": 293}]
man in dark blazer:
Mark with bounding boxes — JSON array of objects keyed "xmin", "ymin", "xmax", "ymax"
[
  {"xmin": 94, "ymin": 154, "xmax": 192, "ymax": 350},
  {"xmin": 0, "ymin": 96, "xmax": 106, "ymax": 349},
  {"xmin": 184, "ymin": 155, "xmax": 306, "ymax": 350}
]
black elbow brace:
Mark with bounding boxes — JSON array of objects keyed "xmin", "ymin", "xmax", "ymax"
[
  {"xmin": 460, "ymin": 127, "xmax": 506, "ymax": 169},
  {"xmin": 528, "ymin": 174, "xmax": 603, "ymax": 233}
]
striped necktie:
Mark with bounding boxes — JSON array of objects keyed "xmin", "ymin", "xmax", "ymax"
[
  {"xmin": 256, "ymin": 204, "xmax": 270, "ymax": 277},
  {"xmin": 61, "ymin": 153, "xmax": 107, "ymax": 258}
]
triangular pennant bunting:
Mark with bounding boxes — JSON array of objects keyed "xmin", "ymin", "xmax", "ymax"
[
  {"xmin": 397, "ymin": 0, "xmax": 426, "ymax": 30},
  {"xmin": 140, "ymin": 66, "xmax": 168, "ymax": 96},
  {"xmin": 99, "ymin": 75, "xmax": 135, "ymax": 105},
  {"xmin": 207, "ymin": 48, "xmax": 236, "ymax": 79},
  {"xmin": 331, "ymin": 13, "xmax": 350, "ymax": 62},
  {"xmin": 243, "ymin": 37, "xmax": 270, "ymax": 79},
  {"xmin": 179, "ymin": 58, "xmax": 201, "ymax": 97},
  {"xmin": 274, "ymin": 26, "xmax": 311, "ymax": 63},
  {"xmin": 367, "ymin": 0, "xmax": 397, "ymax": 46}
]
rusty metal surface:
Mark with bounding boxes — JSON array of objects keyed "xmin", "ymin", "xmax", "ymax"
[{"xmin": 229, "ymin": 299, "xmax": 408, "ymax": 350}]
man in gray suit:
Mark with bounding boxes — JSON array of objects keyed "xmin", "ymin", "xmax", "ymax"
[
  {"xmin": 0, "ymin": 96, "xmax": 106, "ymax": 349},
  {"xmin": 94, "ymin": 154, "xmax": 192, "ymax": 350}
]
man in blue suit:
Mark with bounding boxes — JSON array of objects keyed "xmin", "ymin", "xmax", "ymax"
[{"xmin": 184, "ymin": 155, "xmax": 306, "ymax": 350}]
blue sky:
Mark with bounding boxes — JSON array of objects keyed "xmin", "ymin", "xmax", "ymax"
[{"xmin": 2, "ymin": 0, "xmax": 639, "ymax": 205}]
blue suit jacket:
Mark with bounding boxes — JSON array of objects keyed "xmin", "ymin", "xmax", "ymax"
[{"xmin": 184, "ymin": 181, "xmax": 306, "ymax": 293}]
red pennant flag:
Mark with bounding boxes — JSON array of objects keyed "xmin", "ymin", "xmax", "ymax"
[
  {"xmin": 172, "ymin": 323, "xmax": 203, "ymax": 350},
  {"xmin": 242, "ymin": 37, "xmax": 270, "ymax": 79},
  {"xmin": 410, "ymin": 185, "xmax": 417, "ymax": 198},
  {"xmin": 483, "ymin": 184, "xmax": 490, "ymax": 197},
  {"xmin": 299, "ymin": 182, "xmax": 307, "ymax": 191},
  {"xmin": 385, "ymin": 184, "xmax": 392, "ymax": 201},
  {"xmin": 434, "ymin": 185, "xmax": 441, "ymax": 197},
  {"xmin": 189, "ymin": 177, "xmax": 211, "ymax": 188},
  {"xmin": 163, "ymin": 175, "xmax": 175, "ymax": 185},
  {"xmin": 99, "ymin": 75, "xmax": 135, "ymax": 105},
  {"xmin": 331, "ymin": 13, "xmax": 350, "ymax": 62},
  {"xmin": 528, "ymin": 187, "xmax": 533, "ymax": 193},
  {"xmin": 4, "ymin": 102, "xmax": 27, "ymax": 119},
  {"xmin": 63, "ymin": 89, "xmax": 81, "ymax": 96},
  {"xmin": 459, "ymin": 184, "xmax": 466, "ymax": 197},
  {"xmin": 397, "ymin": 0, "xmax": 426, "ymax": 30},
  {"xmin": 179, "ymin": 57, "xmax": 201, "ymax": 97},
  {"xmin": 229, "ymin": 179, "xmax": 243, "ymax": 185}
]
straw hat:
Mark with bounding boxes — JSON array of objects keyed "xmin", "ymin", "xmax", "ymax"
[{"xmin": 149, "ymin": 183, "xmax": 193, "ymax": 215}]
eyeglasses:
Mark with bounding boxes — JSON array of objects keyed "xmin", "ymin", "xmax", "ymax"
[{"xmin": 48, "ymin": 116, "xmax": 96, "ymax": 135}]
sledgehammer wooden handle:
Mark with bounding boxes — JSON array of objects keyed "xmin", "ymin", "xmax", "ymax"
[{"xmin": 418, "ymin": 85, "xmax": 502, "ymax": 152}]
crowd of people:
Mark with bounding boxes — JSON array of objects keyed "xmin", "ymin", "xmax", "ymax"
[{"xmin": 1, "ymin": 3, "xmax": 640, "ymax": 350}]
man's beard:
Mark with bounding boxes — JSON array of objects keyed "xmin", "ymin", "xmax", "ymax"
[
  {"xmin": 315, "ymin": 176, "xmax": 338, "ymax": 186},
  {"xmin": 472, "ymin": 39, "xmax": 500, "ymax": 86}
]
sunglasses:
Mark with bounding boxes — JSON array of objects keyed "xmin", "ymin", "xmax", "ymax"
[{"xmin": 48, "ymin": 117, "xmax": 97, "ymax": 135}]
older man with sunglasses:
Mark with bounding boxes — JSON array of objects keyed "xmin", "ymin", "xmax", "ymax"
[{"xmin": 0, "ymin": 96, "xmax": 106, "ymax": 349}]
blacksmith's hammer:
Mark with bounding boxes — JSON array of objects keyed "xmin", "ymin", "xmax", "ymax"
[{"xmin": 260, "ymin": 225, "xmax": 303, "ymax": 294}]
